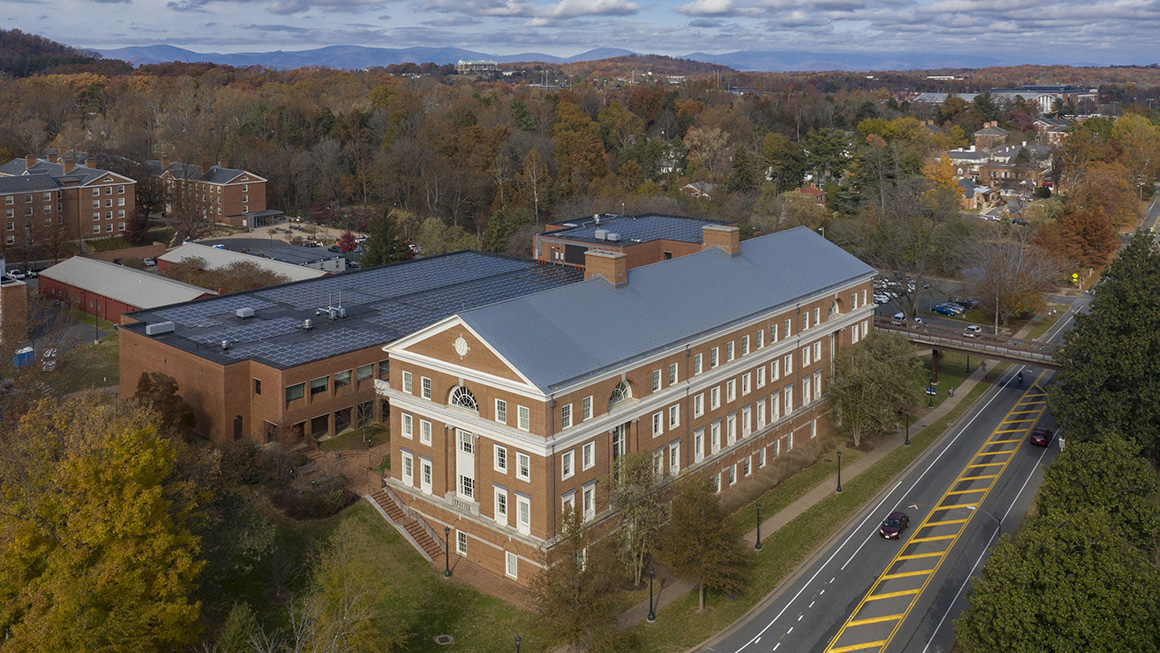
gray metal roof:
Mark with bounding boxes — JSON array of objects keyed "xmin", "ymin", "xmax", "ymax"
[
  {"xmin": 159, "ymin": 243, "xmax": 327, "ymax": 282},
  {"xmin": 0, "ymin": 175, "xmax": 61, "ymax": 194},
  {"xmin": 459, "ymin": 227, "xmax": 877, "ymax": 392},
  {"xmin": 262, "ymin": 245, "xmax": 343, "ymax": 266},
  {"xmin": 40, "ymin": 257, "xmax": 215, "ymax": 309},
  {"xmin": 121, "ymin": 250, "xmax": 583, "ymax": 369},
  {"xmin": 0, "ymin": 158, "xmax": 113, "ymax": 186},
  {"xmin": 147, "ymin": 160, "xmax": 249, "ymax": 184},
  {"xmin": 541, "ymin": 213, "xmax": 730, "ymax": 245}
]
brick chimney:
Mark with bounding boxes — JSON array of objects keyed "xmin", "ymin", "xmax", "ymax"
[
  {"xmin": 47, "ymin": 151, "xmax": 59, "ymax": 163},
  {"xmin": 24, "ymin": 155, "xmax": 36, "ymax": 169},
  {"xmin": 702, "ymin": 224, "xmax": 741, "ymax": 256},
  {"xmin": 201, "ymin": 161, "xmax": 211, "ymax": 174},
  {"xmin": 584, "ymin": 249, "xmax": 628, "ymax": 287},
  {"xmin": 160, "ymin": 155, "xmax": 171, "ymax": 169},
  {"xmin": 62, "ymin": 160, "xmax": 75, "ymax": 174},
  {"xmin": 85, "ymin": 157, "xmax": 96, "ymax": 169}
]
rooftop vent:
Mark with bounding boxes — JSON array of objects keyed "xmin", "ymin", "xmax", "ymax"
[
  {"xmin": 220, "ymin": 340, "xmax": 230, "ymax": 351},
  {"xmin": 302, "ymin": 319, "xmax": 313, "ymax": 331},
  {"xmin": 236, "ymin": 307, "xmax": 255, "ymax": 319},
  {"xmin": 594, "ymin": 229, "xmax": 608, "ymax": 241},
  {"xmin": 593, "ymin": 213, "xmax": 601, "ymax": 224},
  {"xmin": 145, "ymin": 321, "xmax": 175, "ymax": 336},
  {"xmin": 606, "ymin": 232, "xmax": 621, "ymax": 242}
]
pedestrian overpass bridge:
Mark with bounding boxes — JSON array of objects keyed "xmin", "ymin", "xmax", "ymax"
[{"xmin": 874, "ymin": 316, "xmax": 1062, "ymax": 370}]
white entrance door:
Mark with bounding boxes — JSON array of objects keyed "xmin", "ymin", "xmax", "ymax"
[{"xmin": 420, "ymin": 458, "xmax": 433, "ymax": 495}]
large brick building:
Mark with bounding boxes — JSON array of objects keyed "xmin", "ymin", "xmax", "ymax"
[
  {"xmin": 534, "ymin": 213, "xmax": 735, "ymax": 270},
  {"xmin": 147, "ymin": 157, "xmax": 278, "ymax": 228},
  {"xmin": 39, "ymin": 257, "xmax": 216, "ymax": 323},
  {"xmin": 0, "ymin": 154, "xmax": 137, "ymax": 251},
  {"xmin": 379, "ymin": 226, "xmax": 877, "ymax": 584},
  {"xmin": 118, "ymin": 251, "xmax": 581, "ymax": 442}
]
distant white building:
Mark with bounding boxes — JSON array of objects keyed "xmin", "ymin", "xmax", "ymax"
[{"xmin": 456, "ymin": 60, "xmax": 498, "ymax": 74}]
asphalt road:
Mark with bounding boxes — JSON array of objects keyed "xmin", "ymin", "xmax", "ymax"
[
  {"xmin": 706, "ymin": 294, "xmax": 1089, "ymax": 653},
  {"xmin": 1145, "ymin": 195, "xmax": 1160, "ymax": 232}
]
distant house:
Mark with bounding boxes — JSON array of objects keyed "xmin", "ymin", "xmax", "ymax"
[
  {"xmin": 680, "ymin": 181, "xmax": 717, "ymax": 201},
  {"xmin": 958, "ymin": 179, "xmax": 998, "ymax": 210},
  {"xmin": 974, "ymin": 122, "xmax": 1010, "ymax": 150},
  {"xmin": 535, "ymin": 213, "xmax": 736, "ymax": 269},
  {"xmin": 946, "ymin": 147, "xmax": 989, "ymax": 181},
  {"xmin": 795, "ymin": 186, "xmax": 827, "ymax": 206}
]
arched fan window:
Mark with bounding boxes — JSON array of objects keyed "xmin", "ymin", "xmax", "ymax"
[
  {"xmin": 450, "ymin": 386, "xmax": 479, "ymax": 412},
  {"xmin": 608, "ymin": 381, "xmax": 632, "ymax": 411}
]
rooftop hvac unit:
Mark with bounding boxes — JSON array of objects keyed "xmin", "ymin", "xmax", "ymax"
[
  {"xmin": 594, "ymin": 229, "xmax": 608, "ymax": 241},
  {"xmin": 302, "ymin": 319, "xmax": 313, "ymax": 330},
  {"xmin": 606, "ymin": 232, "xmax": 621, "ymax": 242},
  {"xmin": 220, "ymin": 340, "xmax": 230, "ymax": 351},
  {"xmin": 236, "ymin": 307, "xmax": 255, "ymax": 319},
  {"xmin": 145, "ymin": 321, "xmax": 175, "ymax": 336}
]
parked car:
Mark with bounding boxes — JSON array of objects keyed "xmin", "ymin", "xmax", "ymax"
[
  {"xmin": 873, "ymin": 293, "xmax": 891, "ymax": 305},
  {"xmin": 952, "ymin": 297, "xmax": 980, "ymax": 310},
  {"xmin": 212, "ymin": 244, "xmax": 227, "ymax": 250},
  {"xmin": 879, "ymin": 511, "xmax": 910, "ymax": 539},
  {"xmin": 1012, "ymin": 218, "xmax": 1030, "ymax": 226},
  {"xmin": 142, "ymin": 257, "xmax": 157, "ymax": 267},
  {"xmin": 963, "ymin": 325, "xmax": 983, "ymax": 338},
  {"xmin": 891, "ymin": 312, "xmax": 923, "ymax": 327},
  {"xmin": 932, "ymin": 304, "xmax": 959, "ymax": 316},
  {"xmin": 1029, "ymin": 427, "xmax": 1053, "ymax": 446},
  {"xmin": 41, "ymin": 348, "xmax": 58, "ymax": 372},
  {"xmin": 5, "ymin": 269, "xmax": 25, "ymax": 280}
]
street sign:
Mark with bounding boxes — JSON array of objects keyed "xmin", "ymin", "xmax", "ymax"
[
  {"xmin": 926, "ymin": 386, "xmax": 937, "ymax": 395},
  {"xmin": 1072, "ymin": 272, "xmax": 1079, "ymax": 283}
]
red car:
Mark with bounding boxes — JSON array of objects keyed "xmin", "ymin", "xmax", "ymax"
[
  {"xmin": 1030, "ymin": 427, "xmax": 1053, "ymax": 446},
  {"xmin": 879, "ymin": 511, "xmax": 910, "ymax": 539}
]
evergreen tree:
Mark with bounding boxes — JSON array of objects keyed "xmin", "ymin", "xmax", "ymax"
[
  {"xmin": 729, "ymin": 145, "xmax": 758, "ymax": 193},
  {"xmin": 360, "ymin": 209, "xmax": 411, "ymax": 267}
]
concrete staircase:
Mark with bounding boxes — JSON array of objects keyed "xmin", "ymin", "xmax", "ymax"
[{"xmin": 368, "ymin": 489, "xmax": 445, "ymax": 562}]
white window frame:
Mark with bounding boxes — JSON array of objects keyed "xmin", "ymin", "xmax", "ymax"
[
  {"xmin": 784, "ymin": 318, "xmax": 792, "ymax": 338},
  {"xmin": 402, "ymin": 371, "xmax": 413, "ymax": 394},
  {"xmin": 401, "ymin": 413, "xmax": 413, "ymax": 439},
  {"xmin": 495, "ymin": 399, "xmax": 507, "ymax": 424},
  {"xmin": 711, "ymin": 386, "xmax": 721, "ymax": 410},
  {"xmin": 759, "ymin": 448, "xmax": 767, "ymax": 468},
  {"xmin": 506, "ymin": 551, "xmax": 519, "ymax": 579},
  {"xmin": 457, "ymin": 530, "xmax": 468, "ymax": 555},
  {"xmin": 771, "ymin": 358, "xmax": 780, "ymax": 382},
  {"xmin": 561, "ymin": 450, "xmax": 575, "ymax": 479},
  {"xmin": 710, "ymin": 347, "xmax": 719, "ymax": 368},
  {"xmin": 652, "ymin": 369, "xmax": 662, "ymax": 391},
  {"xmin": 561, "ymin": 403, "xmax": 572, "ymax": 430},
  {"xmin": 803, "ymin": 378, "xmax": 813, "ymax": 405},
  {"xmin": 742, "ymin": 372, "xmax": 751, "ymax": 396},
  {"xmin": 694, "ymin": 392, "xmax": 705, "ymax": 418},
  {"xmin": 669, "ymin": 362, "xmax": 679, "ymax": 385},
  {"xmin": 694, "ymin": 353, "xmax": 703, "ymax": 375},
  {"xmin": 495, "ymin": 487, "xmax": 508, "ymax": 524},
  {"xmin": 757, "ymin": 328, "xmax": 765, "ymax": 349},
  {"xmin": 814, "ymin": 307, "xmax": 821, "ymax": 326},
  {"xmin": 652, "ymin": 411, "xmax": 664, "ymax": 437},
  {"xmin": 518, "ymin": 405, "xmax": 530, "ymax": 431},
  {"xmin": 421, "ymin": 376, "xmax": 432, "ymax": 399},
  {"xmin": 711, "ymin": 421, "xmax": 722, "ymax": 454},
  {"xmin": 772, "ymin": 391, "xmax": 781, "ymax": 422},
  {"xmin": 669, "ymin": 440, "xmax": 681, "ymax": 475},
  {"xmin": 582, "ymin": 483, "xmax": 596, "ymax": 521},
  {"xmin": 582, "ymin": 441, "xmax": 595, "ymax": 470},
  {"xmin": 785, "ymin": 385, "xmax": 794, "ymax": 415},
  {"xmin": 814, "ymin": 371, "xmax": 823, "ymax": 397},
  {"xmin": 419, "ymin": 419, "xmax": 432, "ymax": 445},
  {"xmin": 668, "ymin": 404, "xmax": 680, "ymax": 430},
  {"xmin": 757, "ymin": 398, "xmax": 767, "ymax": 429},
  {"xmin": 742, "ymin": 335, "xmax": 750, "ymax": 355},
  {"xmin": 516, "ymin": 452, "xmax": 531, "ymax": 481},
  {"xmin": 802, "ymin": 346, "xmax": 811, "ymax": 367},
  {"xmin": 784, "ymin": 353, "xmax": 794, "ymax": 375},
  {"xmin": 742, "ymin": 405, "xmax": 752, "ymax": 436},
  {"xmin": 727, "ymin": 413, "xmax": 737, "ymax": 446},
  {"xmin": 516, "ymin": 494, "xmax": 531, "ymax": 535},
  {"xmin": 726, "ymin": 341, "xmax": 735, "ymax": 362},
  {"xmin": 494, "ymin": 445, "xmax": 508, "ymax": 473},
  {"xmin": 727, "ymin": 378, "xmax": 737, "ymax": 402},
  {"xmin": 694, "ymin": 428, "xmax": 705, "ymax": 462},
  {"xmin": 401, "ymin": 451, "xmax": 414, "ymax": 485},
  {"xmin": 582, "ymin": 396, "xmax": 593, "ymax": 421},
  {"xmin": 757, "ymin": 365, "xmax": 766, "ymax": 389},
  {"xmin": 814, "ymin": 340, "xmax": 822, "ymax": 362},
  {"xmin": 770, "ymin": 322, "xmax": 779, "ymax": 343}
]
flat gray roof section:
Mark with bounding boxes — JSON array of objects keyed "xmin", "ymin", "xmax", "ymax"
[
  {"xmin": 121, "ymin": 251, "xmax": 582, "ymax": 370},
  {"xmin": 460, "ymin": 227, "xmax": 878, "ymax": 393},
  {"xmin": 540, "ymin": 213, "xmax": 731, "ymax": 246},
  {"xmin": 160, "ymin": 243, "xmax": 326, "ymax": 282},
  {"xmin": 40, "ymin": 257, "xmax": 215, "ymax": 309}
]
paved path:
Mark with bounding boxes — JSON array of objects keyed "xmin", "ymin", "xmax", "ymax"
[{"xmin": 610, "ymin": 309, "xmax": 1056, "ymax": 641}]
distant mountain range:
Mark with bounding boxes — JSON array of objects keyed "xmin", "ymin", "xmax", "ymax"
[{"xmin": 97, "ymin": 43, "xmax": 1050, "ymax": 72}]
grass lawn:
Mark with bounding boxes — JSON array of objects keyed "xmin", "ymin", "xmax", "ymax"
[
  {"xmin": 622, "ymin": 365, "xmax": 1009, "ymax": 652},
  {"xmin": 320, "ymin": 423, "xmax": 389, "ymax": 451},
  {"xmin": 921, "ymin": 350, "xmax": 974, "ymax": 406},
  {"xmin": 209, "ymin": 500, "xmax": 549, "ymax": 652},
  {"xmin": 50, "ymin": 332, "xmax": 120, "ymax": 393},
  {"xmin": 1026, "ymin": 304, "xmax": 1069, "ymax": 342}
]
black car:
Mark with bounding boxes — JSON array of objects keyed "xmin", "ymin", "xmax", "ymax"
[{"xmin": 879, "ymin": 511, "xmax": 911, "ymax": 539}]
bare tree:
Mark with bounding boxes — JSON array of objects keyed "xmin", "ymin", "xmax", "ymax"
[{"xmin": 970, "ymin": 225, "xmax": 1065, "ymax": 332}]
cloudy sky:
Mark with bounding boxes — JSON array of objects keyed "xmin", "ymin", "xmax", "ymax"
[{"xmin": 3, "ymin": 0, "xmax": 1158, "ymax": 63}]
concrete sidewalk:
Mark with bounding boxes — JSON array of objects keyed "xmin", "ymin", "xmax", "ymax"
[{"xmin": 613, "ymin": 310, "xmax": 1057, "ymax": 634}]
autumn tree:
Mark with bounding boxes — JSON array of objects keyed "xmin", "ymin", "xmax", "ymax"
[
  {"xmin": 0, "ymin": 393, "xmax": 203, "ymax": 650},
  {"xmin": 828, "ymin": 331, "xmax": 924, "ymax": 447},
  {"xmin": 763, "ymin": 132, "xmax": 807, "ymax": 194},
  {"xmin": 123, "ymin": 207, "xmax": 152, "ymax": 246},
  {"xmin": 607, "ymin": 451, "xmax": 668, "ymax": 587},
  {"xmin": 1068, "ymin": 160, "xmax": 1139, "ymax": 229},
  {"xmin": 661, "ymin": 475, "xmax": 749, "ymax": 612},
  {"xmin": 1111, "ymin": 113, "xmax": 1160, "ymax": 198},
  {"xmin": 552, "ymin": 102, "xmax": 604, "ymax": 199},
  {"xmin": 135, "ymin": 371, "xmax": 197, "ymax": 434},
  {"xmin": 969, "ymin": 228, "xmax": 1065, "ymax": 327},
  {"xmin": 337, "ymin": 229, "xmax": 357, "ymax": 253},
  {"xmin": 531, "ymin": 508, "xmax": 618, "ymax": 651}
]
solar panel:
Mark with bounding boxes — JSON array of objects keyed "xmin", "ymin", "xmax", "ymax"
[
  {"xmin": 154, "ymin": 295, "xmax": 274, "ymax": 327},
  {"xmin": 188, "ymin": 316, "xmax": 302, "ymax": 344},
  {"xmin": 231, "ymin": 328, "xmax": 389, "ymax": 367}
]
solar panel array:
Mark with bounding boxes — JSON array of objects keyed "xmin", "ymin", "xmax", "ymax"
[
  {"xmin": 154, "ymin": 295, "xmax": 274, "ymax": 327},
  {"xmin": 227, "ymin": 327, "xmax": 388, "ymax": 367},
  {"xmin": 562, "ymin": 214, "xmax": 718, "ymax": 244},
  {"xmin": 188, "ymin": 316, "xmax": 302, "ymax": 345},
  {"xmin": 142, "ymin": 252, "xmax": 583, "ymax": 369}
]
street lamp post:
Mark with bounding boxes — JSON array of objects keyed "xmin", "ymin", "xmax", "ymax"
[
  {"xmin": 836, "ymin": 450, "xmax": 843, "ymax": 493},
  {"xmin": 904, "ymin": 406, "xmax": 910, "ymax": 446},
  {"xmin": 647, "ymin": 566, "xmax": 656, "ymax": 622},
  {"xmin": 966, "ymin": 505, "xmax": 1001, "ymax": 538},
  {"xmin": 818, "ymin": 226, "xmax": 825, "ymax": 239},
  {"xmin": 443, "ymin": 527, "xmax": 451, "ymax": 578},
  {"xmin": 755, "ymin": 501, "xmax": 763, "ymax": 550},
  {"xmin": 515, "ymin": 635, "xmax": 521, "ymax": 652}
]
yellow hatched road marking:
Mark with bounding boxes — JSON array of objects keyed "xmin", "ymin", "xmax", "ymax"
[
  {"xmin": 925, "ymin": 518, "xmax": 970, "ymax": 527},
  {"xmin": 946, "ymin": 488, "xmax": 987, "ymax": 495},
  {"xmin": 865, "ymin": 588, "xmax": 921, "ymax": 601},
  {"xmin": 829, "ymin": 640, "xmax": 890, "ymax": 653},
  {"xmin": 988, "ymin": 438, "xmax": 1022, "ymax": 444},
  {"xmin": 974, "ymin": 450, "xmax": 1015, "ymax": 457},
  {"xmin": 994, "ymin": 428, "xmax": 1026, "ymax": 433},
  {"xmin": 882, "ymin": 569, "xmax": 933, "ymax": 580},
  {"xmin": 848, "ymin": 614, "xmax": 906, "ymax": 627},
  {"xmin": 822, "ymin": 372, "xmax": 1048, "ymax": 653}
]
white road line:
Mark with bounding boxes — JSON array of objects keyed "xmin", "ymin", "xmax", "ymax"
[
  {"xmin": 809, "ymin": 601, "xmax": 815, "ymax": 608},
  {"xmin": 773, "ymin": 643, "xmax": 780, "ymax": 651},
  {"xmin": 787, "ymin": 627, "xmax": 793, "ymax": 635},
  {"xmin": 732, "ymin": 365, "xmax": 1020, "ymax": 653},
  {"xmin": 920, "ymin": 443, "xmax": 1051, "ymax": 653},
  {"xmin": 797, "ymin": 614, "xmax": 803, "ymax": 621}
]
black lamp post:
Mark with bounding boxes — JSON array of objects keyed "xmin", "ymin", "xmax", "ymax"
[
  {"xmin": 647, "ymin": 565, "xmax": 656, "ymax": 622},
  {"xmin": 904, "ymin": 406, "xmax": 910, "ymax": 446},
  {"xmin": 515, "ymin": 635, "xmax": 521, "ymax": 652},
  {"xmin": 836, "ymin": 450, "xmax": 843, "ymax": 493},
  {"xmin": 755, "ymin": 501, "xmax": 763, "ymax": 550},
  {"xmin": 443, "ymin": 526, "xmax": 451, "ymax": 578}
]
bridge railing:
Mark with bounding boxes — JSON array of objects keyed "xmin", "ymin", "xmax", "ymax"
[{"xmin": 873, "ymin": 316, "xmax": 1061, "ymax": 363}]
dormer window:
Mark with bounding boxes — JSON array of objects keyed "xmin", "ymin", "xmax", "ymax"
[
  {"xmin": 608, "ymin": 381, "xmax": 631, "ymax": 411},
  {"xmin": 450, "ymin": 386, "xmax": 479, "ymax": 412}
]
